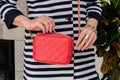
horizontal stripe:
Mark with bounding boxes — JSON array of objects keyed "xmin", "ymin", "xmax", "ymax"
[
  {"xmin": 75, "ymin": 74, "xmax": 98, "ymax": 80},
  {"xmin": 24, "ymin": 70, "xmax": 73, "ymax": 78},
  {"xmin": 27, "ymin": 0, "xmax": 72, "ymax": 8},
  {"xmin": 74, "ymin": 59, "xmax": 95, "ymax": 66},
  {"xmin": 24, "ymin": 63, "xmax": 73, "ymax": 70},
  {"xmin": 28, "ymin": 3, "xmax": 72, "ymax": 11},
  {"xmin": 74, "ymin": 71, "xmax": 97, "ymax": 79},
  {"xmin": 74, "ymin": 56, "xmax": 95, "ymax": 63},
  {"xmin": 74, "ymin": 62, "xmax": 95, "ymax": 70},
  {"xmin": 74, "ymin": 65, "xmax": 95, "ymax": 72},
  {"xmin": 23, "ymin": 74, "xmax": 73, "ymax": 80},
  {"xmin": 24, "ymin": 66, "xmax": 73, "ymax": 73},
  {"xmin": 75, "ymin": 68, "xmax": 96, "ymax": 76}
]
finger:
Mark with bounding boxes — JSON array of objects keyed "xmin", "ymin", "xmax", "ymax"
[
  {"xmin": 43, "ymin": 16, "xmax": 54, "ymax": 33},
  {"xmin": 47, "ymin": 17, "xmax": 54, "ymax": 33},
  {"xmin": 37, "ymin": 17, "xmax": 50, "ymax": 33},
  {"xmin": 81, "ymin": 33, "xmax": 95, "ymax": 50},
  {"xmin": 77, "ymin": 34, "xmax": 90, "ymax": 51},
  {"xmin": 49, "ymin": 18, "xmax": 55, "ymax": 30},
  {"xmin": 34, "ymin": 19, "xmax": 46, "ymax": 33},
  {"xmin": 76, "ymin": 27, "xmax": 90, "ymax": 46},
  {"xmin": 85, "ymin": 35, "xmax": 97, "ymax": 50},
  {"xmin": 37, "ymin": 22, "xmax": 46, "ymax": 33},
  {"xmin": 76, "ymin": 31, "xmax": 86, "ymax": 46}
]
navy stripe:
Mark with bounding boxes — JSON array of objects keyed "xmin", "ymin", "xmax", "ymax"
[
  {"xmin": 74, "ymin": 54, "xmax": 95, "ymax": 59},
  {"xmin": 25, "ymin": 42, "xmax": 32, "ymax": 46},
  {"xmin": 28, "ymin": 1, "xmax": 71, "ymax": 8},
  {"xmin": 29, "ymin": 14, "xmax": 73, "ymax": 19},
  {"xmin": 74, "ymin": 48, "xmax": 95, "ymax": 53},
  {"xmin": 24, "ymin": 59, "xmax": 49, "ymax": 65},
  {"xmin": 24, "ymin": 65, "xmax": 73, "ymax": 71},
  {"xmin": 24, "ymin": 48, "xmax": 32, "ymax": 52},
  {"xmin": 74, "ymin": 71, "xmax": 97, "ymax": 79},
  {"xmin": 24, "ymin": 70, "xmax": 73, "ymax": 78}
]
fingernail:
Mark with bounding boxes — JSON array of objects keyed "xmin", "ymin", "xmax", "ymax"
[
  {"xmin": 76, "ymin": 44, "xmax": 78, "ymax": 47},
  {"xmin": 76, "ymin": 42, "xmax": 78, "ymax": 46},
  {"xmin": 81, "ymin": 49, "xmax": 84, "ymax": 51},
  {"xmin": 78, "ymin": 48, "xmax": 81, "ymax": 51},
  {"xmin": 43, "ymin": 32, "xmax": 45, "ymax": 34},
  {"xmin": 50, "ymin": 30, "xmax": 52, "ymax": 33}
]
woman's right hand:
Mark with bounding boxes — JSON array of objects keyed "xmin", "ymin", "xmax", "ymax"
[{"xmin": 13, "ymin": 15, "xmax": 55, "ymax": 33}]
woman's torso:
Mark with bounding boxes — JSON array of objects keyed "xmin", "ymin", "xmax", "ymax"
[{"xmin": 23, "ymin": 0, "xmax": 98, "ymax": 80}]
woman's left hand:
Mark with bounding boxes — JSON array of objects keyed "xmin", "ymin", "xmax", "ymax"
[{"xmin": 76, "ymin": 24, "xmax": 97, "ymax": 51}]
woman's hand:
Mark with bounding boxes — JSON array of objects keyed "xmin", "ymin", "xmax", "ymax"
[
  {"xmin": 76, "ymin": 25, "xmax": 97, "ymax": 51},
  {"xmin": 76, "ymin": 18, "xmax": 98, "ymax": 51},
  {"xmin": 13, "ymin": 15, "xmax": 55, "ymax": 33}
]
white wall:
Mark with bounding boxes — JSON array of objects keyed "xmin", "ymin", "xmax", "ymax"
[{"xmin": 95, "ymin": 55, "xmax": 103, "ymax": 79}]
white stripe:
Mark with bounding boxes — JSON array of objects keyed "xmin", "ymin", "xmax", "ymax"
[
  {"xmin": 74, "ymin": 62, "xmax": 95, "ymax": 69},
  {"xmin": 25, "ymin": 39, "xmax": 33, "ymax": 43},
  {"xmin": 75, "ymin": 68, "xmax": 96, "ymax": 76},
  {"xmin": 73, "ymin": 7, "xmax": 86, "ymax": 12},
  {"xmin": 73, "ymin": 20, "xmax": 86, "ymax": 25},
  {"xmin": 73, "ymin": 14, "xmax": 86, "ymax": 18},
  {"xmin": 87, "ymin": 6, "xmax": 102, "ymax": 11},
  {"xmin": 23, "ymin": 73, "xmax": 73, "ymax": 80},
  {"xmin": 28, "ymin": 11, "xmax": 72, "ymax": 18},
  {"xmin": 72, "ymin": 1, "xmax": 87, "ymax": 5},
  {"xmin": 74, "ymin": 56, "xmax": 95, "ymax": 63},
  {"xmin": 29, "ymin": 4, "xmax": 72, "ymax": 11},
  {"xmin": 8, "ymin": 0, "xmax": 16, "ymax": 4},
  {"xmin": 24, "ymin": 68, "xmax": 73, "ymax": 75},
  {"xmin": 88, "ymin": 10, "xmax": 101, "ymax": 15},
  {"xmin": 25, "ymin": 32, "xmax": 36, "ymax": 37},
  {"xmin": 54, "ymin": 19, "xmax": 72, "ymax": 23},
  {"xmin": 23, "ymin": 51, "xmax": 32, "ymax": 55},
  {"xmin": 25, "ymin": 46, "xmax": 32, "ymax": 49},
  {"xmin": 0, "ymin": 3, "xmax": 12, "ymax": 12},
  {"xmin": 75, "ymin": 74, "xmax": 97, "ymax": 80},
  {"xmin": 86, "ymin": 74, "xmax": 98, "ymax": 80}
]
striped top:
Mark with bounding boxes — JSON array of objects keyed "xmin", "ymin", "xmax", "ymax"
[{"xmin": 0, "ymin": 0, "xmax": 102, "ymax": 80}]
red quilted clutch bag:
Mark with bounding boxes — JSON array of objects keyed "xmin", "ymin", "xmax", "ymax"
[{"xmin": 33, "ymin": 33, "xmax": 74, "ymax": 65}]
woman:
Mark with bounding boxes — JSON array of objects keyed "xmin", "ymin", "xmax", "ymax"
[{"xmin": 0, "ymin": 0, "xmax": 102, "ymax": 80}]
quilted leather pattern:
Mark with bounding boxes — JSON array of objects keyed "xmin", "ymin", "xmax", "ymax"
[{"xmin": 33, "ymin": 33, "xmax": 73, "ymax": 65}]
